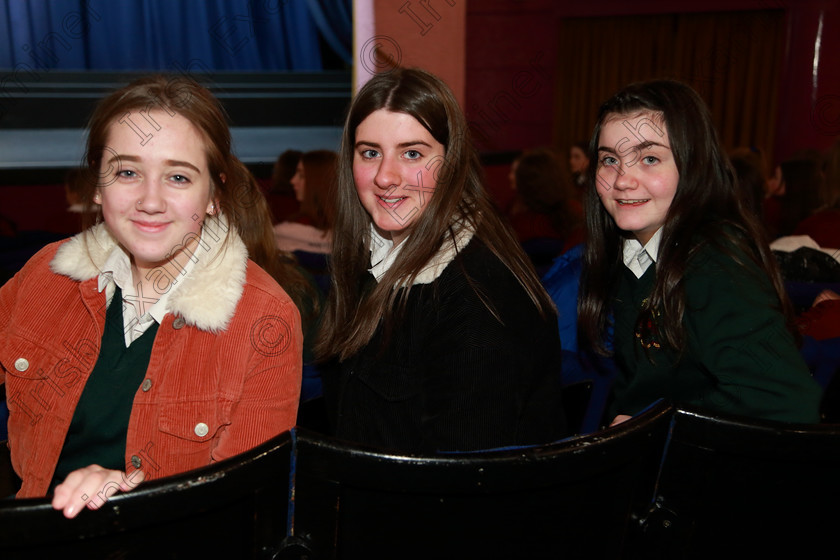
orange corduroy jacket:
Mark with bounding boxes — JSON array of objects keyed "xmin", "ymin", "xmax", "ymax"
[{"xmin": 0, "ymin": 219, "xmax": 302, "ymax": 498}]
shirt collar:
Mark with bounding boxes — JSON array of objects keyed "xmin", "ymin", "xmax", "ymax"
[
  {"xmin": 622, "ymin": 227, "xmax": 662, "ymax": 279},
  {"xmin": 98, "ymin": 243, "xmax": 134, "ymax": 295},
  {"xmin": 97, "ymin": 230, "xmax": 203, "ymax": 325},
  {"xmin": 369, "ymin": 224, "xmax": 406, "ymax": 282}
]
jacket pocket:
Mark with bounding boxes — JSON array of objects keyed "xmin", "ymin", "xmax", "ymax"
[
  {"xmin": 1, "ymin": 336, "xmax": 92, "ymax": 422},
  {"xmin": 1, "ymin": 335, "xmax": 96, "ymax": 383},
  {"xmin": 158, "ymin": 400, "xmax": 225, "ymax": 443}
]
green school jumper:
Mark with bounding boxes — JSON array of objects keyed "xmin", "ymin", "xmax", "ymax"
[
  {"xmin": 52, "ymin": 286, "xmax": 159, "ymax": 486},
  {"xmin": 608, "ymin": 242, "xmax": 822, "ymax": 424}
]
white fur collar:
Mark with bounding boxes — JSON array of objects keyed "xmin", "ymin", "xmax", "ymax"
[
  {"xmin": 50, "ymin": 215, "xmax": 247, "ymax": 333},
  {"xmin": 413, "ymin": 225, "xmax": 474, "ymax": 285},
  {"xmin": 369, "ymin": 222, "xmax": 475, "ymax": 287}
]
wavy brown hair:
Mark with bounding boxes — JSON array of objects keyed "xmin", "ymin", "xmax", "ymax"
[
  {"xmin": 578, "ymin": 79, "xmax": 792, "ymax": 356},
  {"xmin": 317, "ymin": 67, "xmax": 555, "ymax": 361}
]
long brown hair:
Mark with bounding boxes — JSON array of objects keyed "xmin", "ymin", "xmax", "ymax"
[
  {"xmin": 317, "ymin": 67, "xmax": 555, "ymax": 362},
  {"xmin": 79, "ymin": 74, "xmax": 319, "ymax": 326},
  {"xmin": 81, "ymin": 75, "xmax": 257, "ymax": 244},
  {"xmin": 578, "ymin": 79, "xmax": 792, "ymax": 356}
]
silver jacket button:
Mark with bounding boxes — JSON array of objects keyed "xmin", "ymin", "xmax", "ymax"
[
  {"xmin": 130, "ymin": 455, "xmax": 142, "ymax": 469},
  {"xmin": 141, "ymin": 378, "xmax": 153, "ymax": 392},
  {"xmin": 172, "ymin": 317, "xmax": 186, "ymax": 329},
  {"xmin": 194, "ymin": 423, "xmax": 209, "ymax": 437},
  {"xmin": 14, "ymin": 358, "xmax": 29, "ymax": 372}
]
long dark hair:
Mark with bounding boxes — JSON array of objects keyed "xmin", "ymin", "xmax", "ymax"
[
  {"xmin": 578, "ymin": 79, "xmax": 791, "ymax": 356},
  {"xmin": 317, "ymin": 67, "xmax": 554, "ymax": 361}
]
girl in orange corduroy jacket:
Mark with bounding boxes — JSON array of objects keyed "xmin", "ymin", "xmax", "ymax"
[{"xmin": 0, "ymin": 75, "xmax": 302, "ymax": 516}]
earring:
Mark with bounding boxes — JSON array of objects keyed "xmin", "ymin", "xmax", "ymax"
[{"xmin": 209, "ymin": 203, "xmax": 215, "ymax": 215}]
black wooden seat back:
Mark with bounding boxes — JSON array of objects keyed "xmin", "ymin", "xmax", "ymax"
[
  {"xmin": 283, "ymin": 401, "xmax": 674, "ymax": 559},
  {"xmin": 632, "ymin": 407, "xmax": 840, "ymax": 558},
  {"xmin": 0, "ymin": 431, "xmax": 293, "ymax": 560}
]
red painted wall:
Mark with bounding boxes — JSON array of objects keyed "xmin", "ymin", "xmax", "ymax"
[
  {"xmin": 466, "ymin": 0, "xmax": 557, "ymax": 154},
  {"xmin": 370, "ymin": 0, "xmax": 466, "ymax": 105},
  {"xmin": 466, "ymin": 0, "xmax": 840, "ymax": 166}
]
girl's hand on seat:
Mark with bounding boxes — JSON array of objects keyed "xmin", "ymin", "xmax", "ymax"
[{"xmin": 51, "ymin": 464, "xmax": 144, "ymax": 519}]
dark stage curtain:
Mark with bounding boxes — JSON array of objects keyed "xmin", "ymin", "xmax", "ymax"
[
  {"xmin": 554, "ymin": 10, "xmax": 785, "ymax": 164},
  {"xmin": 306, "ymin": 0, "xmax": 352, "ymax": 65}
]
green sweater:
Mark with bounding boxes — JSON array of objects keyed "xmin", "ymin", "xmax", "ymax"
[
  {"xmin": 52, "ymin": 286, "xmax": 158, "ymax": 485},
  {"xmin": 609, "ymin": 242, "xmax": 822, "ymax": 423}
]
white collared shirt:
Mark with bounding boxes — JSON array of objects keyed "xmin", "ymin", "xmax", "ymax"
[
  {"xmin": 368, "ymin": 224, "xmax": 405, "ymax": 282},
  {"xmin": 97, "ymin": 234, "xmax": 201, "ymax": 347},
  {"xmin": 622, "ymin": 228, "xmax": 663, "ymax": 279},
  {"xmin": 368, "ymin": 221, "xmax": 476, "ymax": 286}
]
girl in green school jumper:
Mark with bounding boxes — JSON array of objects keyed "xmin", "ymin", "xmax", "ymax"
[{"xmin": 577, "ymin": 79, "xmax": 822, "ymax": 427}]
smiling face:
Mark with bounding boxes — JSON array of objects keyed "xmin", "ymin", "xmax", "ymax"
[
  {"xmin": 352, "ymin": 109, "xmax": 445, "ymax": 246},
  {"xmin": 94, "ymin": 109, "xmax": 215, "ymax": 280},
  {"xmin": 595, "ymin": 111, "xmax": 680, "ymax": 245}
]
